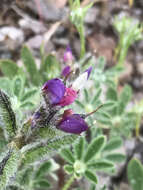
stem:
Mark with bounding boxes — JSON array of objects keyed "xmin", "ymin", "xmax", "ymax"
[
  {"xmin": 62, "ymin": 175, "xmax": 75, "ymax": 190},
  {"xmin": 78, "ymin": 24, "xmax": 86, "ymax": 59},
  {"xmin": 135, "ymin": 113, "xmax": 142, "ymax": 138}
]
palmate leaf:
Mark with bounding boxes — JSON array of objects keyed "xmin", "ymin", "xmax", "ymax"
[
  {"xmin": 22, "ymin": 135, "xmax": 78, "ymax": 164},
  {"xmin": 0, "ymin": 150, "xmax": 21, "ymax": 190},
  {"xmin": 0, "ymin": 90, "xmax": 17, "ymax": 140}
]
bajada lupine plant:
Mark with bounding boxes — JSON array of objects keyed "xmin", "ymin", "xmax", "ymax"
[{"xmin": 0, "ymin": 50, "xmax": 102, "ymax": 190}]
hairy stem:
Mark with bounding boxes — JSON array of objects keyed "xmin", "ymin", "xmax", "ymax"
[{"xmin": 62, "ymin": 175, "xmax": 75, "ymax": 190}]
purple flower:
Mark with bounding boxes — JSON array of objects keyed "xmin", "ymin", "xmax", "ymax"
[
  {"xmin": 57, "ymin": 114, "xmax": 88, "ymax": 134},
  {"xmin": 63, "ymin": 46, "xmax": 73, "ymax": 63},
  {"xmin": 84, "ymin": 66, "xmax": 92, "ymax": 79},
  {"xmin": 42, "ymin": 78, "xmax": 66, "ymax": 105},
  {"xmin": 61, "ymin": 66, "xmax": 71, "ymax": 77}
]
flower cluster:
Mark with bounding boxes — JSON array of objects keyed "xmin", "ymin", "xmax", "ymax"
[{"xmin": 32, "ymin": 48, "xmax": 93, "ymax": 134}]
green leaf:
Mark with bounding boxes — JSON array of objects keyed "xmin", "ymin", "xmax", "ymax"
[
  {"xmin": 106, "ymin": 87, "xmax": 118, "ymax": 101},
  {"xmin": 84, "ymin": 89, "xmax": 89, "ymax": 102},
  {"xmin": 128, "ymin": 159, "xmax": 143, "ymax": 190},
  {"xmin": 118, "ymin": 85, "xmax": 132, "ymax": 115},
  {"xmin": 84, "ymin": 170, "xmax": 98, "ymax": 184},
  {"xmin": 34, "ymin": 179, "xmax": 50, "ymax": 189},
  {"xmin": 0, "ymin": 60, "xmax": 19, "ymax": 79},
  {"xmin": 0, "ymin": 78, "xmax": 12, "ymax": 95},
  {"xmin": 21, "ymin": 46, "xmax": 40, "ymax": 86},
  {"xmin": 91, "ymin": 88, "xmax": 102, "ymax": 104},
  {"xmin": 60, "ymin": 148, "xmax": 75, "ymax": 164},
  {"xmin": 13, "ymin": 76, "xmax": 24, "ymax": 98},
  {"xmin": 90, "ymin": 184, "xmax": 96, "ymax": 190},
  {"xmin": 64, "ymin": 164, "xmax": 74, "ymax": 174},
  {"xmin": 20, "ymin": 89, "xmax": 37, "ymax": 102},
  {"xmin": 105, "ymin": 153, "xmax": 126, "ymax": 163},
  {"xmin": 88, "ymin": 160, "xmax": 114, "ymax": 170},
  {"xmin": 22, "ymin": 135, "xmax": 78, "ymax": 164},
  {"xmin": 102, "ymin": 101, "xmax": 116, "ymax": 110},
  {"xmin": 74, "ymin": 136, "xmax": 85, "ymax": 160},
  {"xmin": 0, "ymin": 90, "xmax": 17, "ymax": 140},
  {"xmin": 35, "ymin": 161, "xmax": 52, "ymax": 178},
  {"xmin": 20, "ymin": 102, "xmax": 35, "ymax": 109},
  {"xmin": 0, "ymin": 150, "xmax": 20, "ymax": 190},
  {"xmin": 84, "ymin": 136, "xmax": 105, "ymax": 163},
  {"xmin": 103, "ymin": 137, "xmax": 123, "ymax": 151},
  {"xmin": 40, "ymin": 55, "xmax": 60, "ymax": 80},
  {"xmin": 94, "ymin": 111, "xmax": 112, "ymax": 125},
  {"xmin": 75, "ymin": 100, "xmax": 84, "ymax": 108}
]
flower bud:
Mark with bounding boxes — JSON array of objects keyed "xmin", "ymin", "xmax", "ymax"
[
  {"xmin": 61, "ymin": 66, "xmax": 71, "ymax": 78},
  {"xmin": 63, "ymin": 46, "xmax": 73, "ymax": 63},
  {"xmin": 57, "ymin": 114, "xmax": 88, "ymax": 134}
]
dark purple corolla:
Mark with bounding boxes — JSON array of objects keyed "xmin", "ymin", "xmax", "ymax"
[
  {"xmin": 57, "ymin": 114, "xmax": 88, "ymax": 134},
  {"xmin": 42, "ymin": 78, "xmax": 66, "ymax": 105}
]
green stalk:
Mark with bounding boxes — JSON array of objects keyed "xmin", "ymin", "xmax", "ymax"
[
  {"xmin": 135, "ymin": 113, "xmax": 142, "ymax": 138},
  {"xmin": 62, "ymin": 175, "xmax": 75, "ymax": 190},
  {"xmin": 78, "ymin": 24, "xmax": 86, "ymax": 59}
]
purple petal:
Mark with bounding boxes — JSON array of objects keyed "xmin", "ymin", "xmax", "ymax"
[
  {"xmin": 58, "ymin": 114, "xmax": 88, "ymax": 134},
  {"xmin": 84, "ymin": 66, "xmax": 92, "ymax": 79},
  {"xmin": 61, "ymin": 66, "xmax": 71, "ymax": 77},
  {"xmin": 42, "ymin": 78, "xmax": 66, "ymax": 105},
  {"xmin": 63, "ymin": 46, "xmax": 73, "ymax": 63}
]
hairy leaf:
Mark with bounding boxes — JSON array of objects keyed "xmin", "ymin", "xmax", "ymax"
[
  {"xmin": 84, "ymin": 136, "xmax": 105, "ymax": 163},
  {"xmin": 0, "ymin": 90, "xmax": 17, "ymax": 140},
  {"xmin": 60, "ymin": 148, "xmax": 75, "ymax": 164},
  {"xmin": 128, "ymin": 159, "xmax": 143, "ymax": 190},
  {"xmin": 0, "ymin": 60, "xmax": 19, "ymax": 79},
  {"xmin": 21, "ymin": 46, "xmax": 40, "ymax": 86},
  {"xmin": 84, "ymin": 170, "xmax": 98, "ymax": 184}
]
